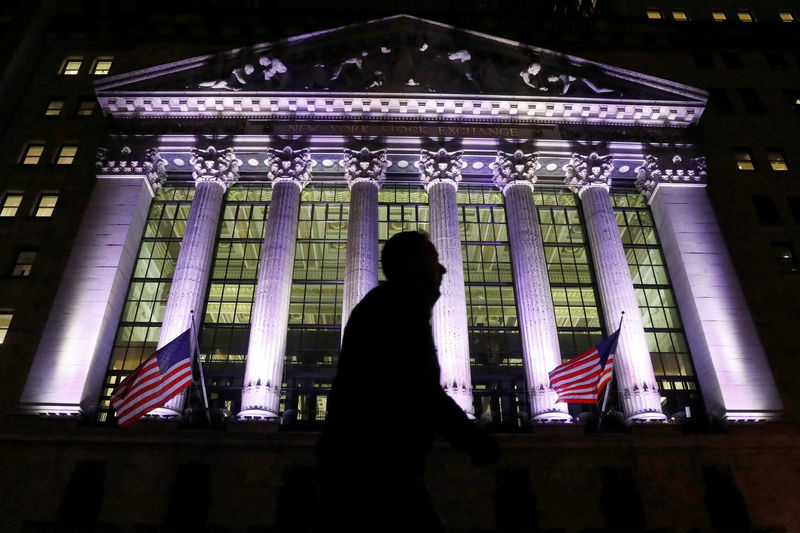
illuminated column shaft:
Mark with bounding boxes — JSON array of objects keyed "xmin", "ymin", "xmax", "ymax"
[
  {"xmin": 342, "ymin": 181, "xmax": 380, "ymax": 332},
  {"xmin": 422, "ymin": 149, "xmax": 473, "ymax": 413},
  {"xmin": 567, "ymin": 152, "xmax": 665, "ymax": 422},
  {"xmin": 158, "ymin": 147, "xmax": 239, "ymax": 416},
  {"xmin": 341, "ymin": 148, "xmax": 387, "ymax": 335},
  {"xmin": 505, "ymin": 183, "xmax": 571, "ymax": 420},
  {"xmin": 240, "ymin": 147, "xmax": 311, "ymax": 419},
  {"xmin": 580, "ymin": 186, "xmax": 663, "ymax": 419},
  {"xmin": 636, "ymin": 155, "xmax": 782, "ymax": 420},
  {"xmin": 493, "ymin": 150, "xmax": 570, "ymax": 421}
]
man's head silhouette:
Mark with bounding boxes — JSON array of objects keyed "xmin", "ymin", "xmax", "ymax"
[{"xmin": 381, "ymin": 231, "xmax": 446, "ymax": 306}]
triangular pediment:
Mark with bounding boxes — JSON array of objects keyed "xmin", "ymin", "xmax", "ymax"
[{"xmin": 96, "ymin": 15, "xmax": 706, "ymax": 126}]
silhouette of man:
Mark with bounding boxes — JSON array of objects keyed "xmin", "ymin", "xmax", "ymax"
[{"xmin": 315, "ymin": 231, "xmax": 500, "ymax": 532}]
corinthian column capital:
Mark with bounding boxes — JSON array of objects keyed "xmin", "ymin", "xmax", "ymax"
[
  {"xmin": 419, "ymin": 149, "xmax": 463, "ymax": 191},
  {"xmin": 190, "ymin": 146, "xmax": 241, "ymax": 190},
  {"xmin": 266, "ymin": 146, "xmax": 312, "ymax": 189},
  {"xmin": 491, "ymin": 150, "xmax": 540, "ymax": 193},
  {"xmin": 343, "ymin": 147, "xmax": 387, "ymax": 189},
  {"xmin": 564, "ymin": 152, "xmax": 614, "ymax": 197},
  {"xmin": 635, "ymin": 154, "xmax": 708, "ymax": 203}
]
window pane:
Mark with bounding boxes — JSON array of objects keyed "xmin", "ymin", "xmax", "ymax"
[
  {"xmin": 12, "ymin": 251, "xmax": 36, "ymax": 277},
  {"xmin": 0, "ymin": 312, "xmax": 13, "ymax": 343},
  {"xmin": 92, "ymin": 59, "xmax": 113, "ymax": 75},
  {"xmin": 767, "ymin": 151, "xmax": 789, "ymax": 171},
  {"xmin": 56, "ymin": 145, "xmax": 78, "ymax": 165},
  {"xmin": 712, "ymin": 11, "xmax": 727, "ymax": 21},
  {"xmin": 77, "ymin": 100, "xmax": 96, "ymax": 116},
  {"xmin": 23, "ymin": 144, "xmax": 44, "ymax": 165},
  {"xmin": 35, "ymin": 194, "xmax": 59, "ymax": 217},
  {"xmin": 45, "ymin": 100, "xmax": 64, "ymax": 116},
  {"xmin": 61, "ymin": 60, "xmax": 82, "ymax": 75},
  {"xmin": 1, "ymin": 194, "xmax": 23, "ymax": 217}
]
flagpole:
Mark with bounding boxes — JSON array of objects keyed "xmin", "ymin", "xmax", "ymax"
[
  {"xmin": 190, "ymin": 310, "xmax": 212, "ymax": 426},
  {"xmin": 597, "ymin": 311, "xmax": 624, "ymax": 430}
]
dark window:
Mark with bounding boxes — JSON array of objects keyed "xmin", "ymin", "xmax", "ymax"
[
  {"xmin": 721, "ymin": 52, "xmax": 744, "ymax": 68},
  {"xmin": 738, "ymin": 89, "xmax": 765, "ymax": 114},
  {"xmin": 708, "ymin": 88, "xmax": 734, "ymax": 114},
  {"xmin": 691, "ymin": 51, "xmax": 714, "ymax": 69},
  {"xmin": 752, "ymin": 195, "xmax": 783, "ymax": 225},
  {"xmin": 764, "ymin": 52, "xmax": 787, "ymax": 69},
  {"xmin": 772, "ymin": 242, "xmax": 800, "ymax": 273},
  {"xmin": 786, "ymin": 90, "xmax": 800, "ymax": 114},
  {"xmin": 11, "ymin": 251, "xmax": 36, "ymax": 277},
  {"xmin": 788, "ymin": 197, "xmax": 800, "ymax": 223}
]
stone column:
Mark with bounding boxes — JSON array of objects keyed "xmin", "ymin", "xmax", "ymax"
[
  {"xmin": 341, "ymin": 148, "xmax": 387, "ymax": 336},
  {"xmin": 18, "ymin": 147, "xmax": 166, "ymax": 417},
  {"xmin": 239, "ymin": 147, "xmax": 311, "ymax": 420},
  {"xmin": 156, "ymin": 146, "xmax": 240, "ymax": 417},
  {"xmin": 492, "ymin": 150, "xmax": 571, "ymax": 421},
  {"xmin": 636, "ymin": 154, "xmax": 782, "ymax": 421},
  {"xmin": 419, "ymin": 149, "xmax": 473, "ymax": 414},
  {"xmin": 565, "ymin": 152, "xmax": 666, "ymax": 422}
]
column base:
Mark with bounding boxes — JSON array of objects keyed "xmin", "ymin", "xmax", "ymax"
[
  {"xmin": 531, "ymin": 410, "xmax": 573, "ymax": 423},
  {"xmin": 722, "ymin": 409, "xmax": 784, "ymax": 423},
  {"xmin": 147, "ymin": 407, "xmax": 182, "ymax": 419},
  {"xmin": 626, "ymin": 410, "xmax": 668, "ymax": 423},
  {"xmin": 237, "ymin": 409, "xmax": 279, "ymax": 421}
]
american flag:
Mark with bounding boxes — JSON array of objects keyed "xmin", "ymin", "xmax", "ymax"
[
  {"xmin": 548, "ymin": 328, "xmax": 621, "ymax": 404},
  {"xmin": 111, "ymin": 328, "xmax": 194, "ymax": 427}
]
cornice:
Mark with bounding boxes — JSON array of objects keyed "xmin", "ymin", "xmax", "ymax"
[{"xmin": 96, "ymin": 92, "xmax": 703, "ymax": 128}]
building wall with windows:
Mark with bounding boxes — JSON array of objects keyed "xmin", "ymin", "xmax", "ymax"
[{"xmin": 2, "ymin": 2, "xmax": 800, "ymax": 531}]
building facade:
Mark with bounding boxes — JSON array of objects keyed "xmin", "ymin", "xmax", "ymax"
[{"xmin": 2, "ymin": 3, "xmax": 800, "ymax": 532}]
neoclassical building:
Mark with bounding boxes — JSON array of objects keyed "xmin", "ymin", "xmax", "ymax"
[{"xmin": 16, "ymin": 15, "xmax": 782, "ymax": 427}]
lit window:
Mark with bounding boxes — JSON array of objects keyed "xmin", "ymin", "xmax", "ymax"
[
  {"xmin": 45, "ymin": 100, "xmax": 64, "ymax": 116},
  {"xmin": 712, "ymin": 11, "xmax": 727, "ymax": 21},
  {"xmin": 767, "ymin": 150, "xmax": 789, "ymax": 171},
  {"xmin": 672, "ymin": 10, "xmax": 689, "ymax": 21},
  {"xmin": 35, "ymin": 194, "xmax": 59, "ymax": 217},
  {"xmin": 1, "ymin": 194, "xmax": 23, "ymax": 217},
  {"xmin": 0, "ymin": 312, "xmax": 12, "ymax": 343},
  {"xmin": 646, "ymin": 9, "xmax": 662, "ymax": 19},
  {"xmin": 772, "ymin": 242, "xmax": 800, "ymax": 273},
  {"xmin": 779, "ymin": 11, "xmax": 795, "ymax": 22},
  {"xmin": 12, "ymin": 251, "xmax": 36, "ymax": 277},
  {"xmin": 60, "ymin": 59, "xmax": 82, "ymax": 75},
  {"xmin": 22, "ymin": 144, "xmax": 44, "ymax": 165},
  {"xmin": 92, "ymin": 59, "xmax": 113, "ymax": 76},
  {"xmin": 56, "ymin": 145, "xmax": 78, "ymax": 165},
  {"xmin": 737, "ymin": 10, "xmax": 754, "ymax": 22},
  {"xmin": 734, "ymin": 149, "xmax": 754, "ymax": 171},
  {"xmin": 77, "ymin": 100, "xmax": 96, "ymax": 116}
]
